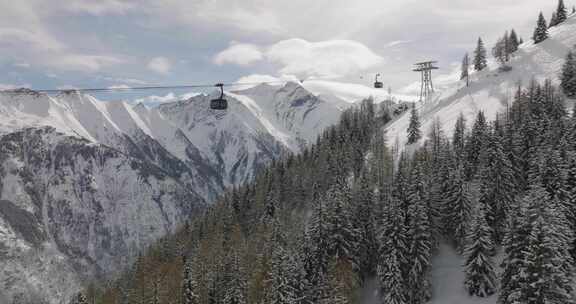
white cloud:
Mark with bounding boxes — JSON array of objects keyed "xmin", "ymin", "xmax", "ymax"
[
  {"xmin": 0, "ymin": 83, "xmax": 30, "ymax": 90},
  {"xmin": 108, "ymin": 84, "xmax": 131, "ymax": 89},
  {"xmin": 0, "ymin": 2, "xmax": 126, "ymax": 72},
  {"xmin": 216, "ymin": 39, "xmax": 384, "ymax": 79},
  {"xmin": 386, "ymin": 40, "xmax": 413, "ymax": 48},
  {"xmin": 147, "ymin": 57, "xmax": 172, "ymax": 74},
  {"xmin": 233, "ymin": 74, "xmax": 298, "ymax": 90},
  {"xmin": 13, "ymin": 62, "xmax": 30, "ymax": 68},
  {"xmin": 99, "ymin": 76, "xmax": 148, "ymax": 85},
  {"xmin": 49, "ymin": 54, "xmax": 124, "ymax": 72},
  {"xmin": 266, "ymin": 39, "xmax": 384, "ymax": 79},
  {"xmin": 213, "ymin": 42, "xmax": 263, "ymax": 66},
  {"xmin": 64, "ymin": 0, "xmax": 135, "ymax": 15}
]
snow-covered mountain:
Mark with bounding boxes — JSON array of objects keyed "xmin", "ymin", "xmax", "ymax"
[
  {"xmin": 0, "ymin": 82, "xmax": 348, "ymax": 303},
  {"xmin": 386, "ymin": 13, "xmax": 576, "ymax": 151}
]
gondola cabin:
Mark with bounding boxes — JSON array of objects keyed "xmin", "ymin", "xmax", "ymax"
[
  {"xmin": 374, "ymin": 73, "xmax": 383, "ymax": 89},
  {"xmin": 210, "ymin": 83, "xmax": 227, "ymax": 110}
]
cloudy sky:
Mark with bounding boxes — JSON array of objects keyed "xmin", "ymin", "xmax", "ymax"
[{"xmin": 0, "ymin": 0, "xmax": 567, "ymax": 101}]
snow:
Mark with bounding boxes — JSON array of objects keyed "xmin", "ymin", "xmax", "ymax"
[
  {"xmin": 386, "ymin": 14, "xmax": 576, "ymax": 151},
  {"xmin": 428, "ymin": 242, "xmax": 502, "ymax": 304},
  {"xmin": 227, "ymin": 92, "xmax": 295, "ymax": 150}
]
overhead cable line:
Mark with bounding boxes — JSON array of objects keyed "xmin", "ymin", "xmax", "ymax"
[{"xmin": 0, "ymin": 80, "xmax": 292, "ymax": 95}]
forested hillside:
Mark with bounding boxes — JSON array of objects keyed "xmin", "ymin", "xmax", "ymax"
[{"xmin": 82, "ymin": 76, "xmax": 576, "ymax": 304}]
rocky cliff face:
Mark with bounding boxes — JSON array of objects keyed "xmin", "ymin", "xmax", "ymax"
[{"xmin": 0, "ymin": 127, "xmax": 205, "ymax": 303}]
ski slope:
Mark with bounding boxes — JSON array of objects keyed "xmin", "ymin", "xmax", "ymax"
[{"xmin": 386, "ymin": 13, "xmax": 576, "ymax": 150}]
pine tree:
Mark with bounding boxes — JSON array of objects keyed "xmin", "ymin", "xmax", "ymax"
[
  {"xmin": 352, "ymin": 170, "xmax": 377, "ymax": 277},
  {"xmin": 265, "ymin": 246, "xmax": 298, "ymax": 304},
  {"xmin": 474, "ymin": 38, "xmax": 488, "ymax": 71},
  {"xmin": 464, "ymin": 204, "xmax": 497, "ymax": 297},
  {"xmin": 533, "ymin": 12, "xmax": 549, "ymax": 44},
  {"xmin": 377, "ymin": 199, "xmax": 408, "ymax": 304},
  {"xmin": 407, "ymin": 104, "xmax": 422, "ymax": 145},
  {"xmin": 499, "ymin": 198, "xmax": 531, "ymax": 304},
  {"xmin": 406, "ymin": 169, "xmax": 433, "ymax": 304},
  {"xmin": 183, "ymin": 261, "xmax": 200, "ymax": 304},
  {"xmin": 321, "ymin": 257, "xmax": 357, "ymax": 304},
  {"xmin": 461, "ymin": 53, "xmax": 470, "ymax": 86},
  {"xmin": 325, "ymin": 181, "xmax": 359, "ymax": 269},
  {"xmin": 224, "ymin": 251, "xmax": 247, "ymax": 304},
  {"xmin": 492, "ymin": 33, "xmax": 511, "ymax": 67},
  {"xmin": 557, "ymin": 0, "xmax": 568, "ymax": 24},
  {"xmin": 500, "ymin": 184, "xmax": 575, "ymax": 304},
  {"xmin": 452, "ymin": 113, "xmax": 467, "ymax": 160},
  {"xmin": 561, "ymin": 50, "xmax": 576, "ymax": 98},
  {"xmin": 509, "ymin": 29, "xmax": 520, "ymax": 53},
  {"xmin": 306, "ymin": 182, "xmax": 330, "ymax": 281},
  {"xmin": 442, "ymin": 164, "xmax": 473, "ymax": 250},
  {"xmin": 550, "ymin": 12, "xmax": 559, "ymax": 28},
  {"xmin": 478, "ymin": 133, "xmax": 516, "ymax": 241},
  {"xmin": 465, "ymin": 111, "xmax": 488, "ymax": 179},
  {"xmin": 71, "ymin": 293, "xmax": 88, "ymax": 304}
]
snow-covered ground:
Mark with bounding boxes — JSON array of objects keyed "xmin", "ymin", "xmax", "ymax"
[
  {"xmin": 428, "ymin": 242, "xmax": 504, "ymax": 304},
  {"xmin": 386, "ymin": 13, "xmax": 576, "ymax": 150}
]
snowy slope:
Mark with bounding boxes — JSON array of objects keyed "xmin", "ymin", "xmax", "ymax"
[
  {"xmin": 385, "ymin": 13, "xmax": 576, "ymax": 149},
  {"xmin": 144, "ymin": 82, "xmax": 348, "ymax": 187},
  {"xmin": 234, "ymin": 82, "xmax": 349, "ymax": 149}
]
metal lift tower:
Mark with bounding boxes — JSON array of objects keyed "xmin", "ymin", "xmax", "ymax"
[{"xmin": 413, "ymin": 61, "xmax": 439, "ymax": 102}]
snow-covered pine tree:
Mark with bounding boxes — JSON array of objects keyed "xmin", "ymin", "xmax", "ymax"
[
  {"xmin": 352, "ymin": 170, "xmax": 377, "ymax": 277},
  {"xmin": 321, "ymin": 257, "xmax": 358, "ymax": 304},
  {"xmin": 224, "ymin": 251, "xmax": 247, "ymax": 304},
  {"xmin": 561, "ymin": 50, "xmax": 576, "ymax": 98},
  {"xmin": 499, "ymin": 197, "xmax": 531, "ymax": 304},
  {"xmin": 407, "ymin": 104, "xmax": 422, "ymax": 145},
  {"xmin": 522, "ymin": 184, "xmax": 574, "ymax": 304},
  {"xmin": 509, "ymin": 29, "xmax": 520, "ymax": 53},
  {"xmin": 550, "ymin": 11, "xmax": 559, "ymax": 28},
  {"xmin": 478, "ymin": 133, "xmax": 516, "ymax": 241},
  {"xmin": 183, "ymin": 261, "xmax": 200, "ymax": 304},
  {"xmin": 306, "ymin": 182, "xmax": 330, "ymax": 280},
  {"xmin": 452, "ymin": 113, "xmax": 467, "ymax": 160},
  {"xmin": 465, "ymin": 111, "xmax": 488, "ymax": 179},
  {"xmin": 325, "ymin": 181, "xmax": 359, "ymax": 269},
  {"xmin": 71, "ymin": 293, "xmax": 88, "ymax": 304},
  {"xmin": 533, "ymin": 12, "xmax": 549, "ymax": 44},
  {"xmin": 264, "ymin": 220, "xmax": 298, "ymax": 304},
  {"xmin": 151, "ymin": 276, "xmax": 161, "ymax": 304},
  {"xmin": 492, "ymin": 33, "xmax": 511, "ymax": 68},
  {"xmin": 442, "ymin": 164, "xmax": 473, "ymax": 250},
  {"xmin": 474, "ymin": 37, "xmax": 488, "ymax": 71},
  {"xmin": 565, "ymin": 151, "xmax": 576, "ymax": 258},
  {"xmin": 377, "ymin": 198, "xmax": 408, "ymax": 304},
  {"xmin": 557, "ymin": 0, "xmax": 568, "ymax": 24},
  {"xmin": 461, "ymin": 53, "xmax": 470, "ymax": 86},
  {"xmin": 500, "ymin": 184, "xmax": 575, "ymax": 304},
  {"xmin": 464, "ymin": 204, "xmax": 497, "ymax": 297},
  {"xmin": 406, "ymin": 163, "xmax": 433, "ymax": 304},
  {"xmin": 265, "ymin": 245, "xmax": 299, "ymax": 304}
]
